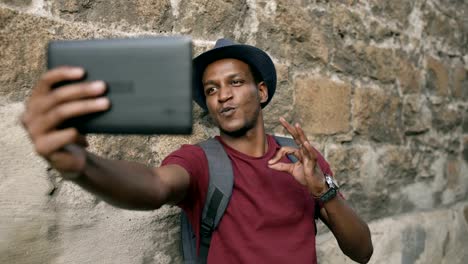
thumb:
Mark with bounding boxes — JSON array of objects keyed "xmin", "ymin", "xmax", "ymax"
[
  {"xmin": 268, "ymin": 162, "xmax": 293, "ymax": 174},
  {"xmin": 268, "ymin": 146, "xmax": 297, "ymax": 165}
]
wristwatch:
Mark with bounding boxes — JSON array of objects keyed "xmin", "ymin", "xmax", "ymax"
[{"xmin": 318, "ymin": 174, "xmax": 340, "ymax": 203}]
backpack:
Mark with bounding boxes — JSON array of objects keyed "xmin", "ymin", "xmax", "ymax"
[{"xmin": 180, "ymin": 136, "xmax": 300, "ymax": 264}]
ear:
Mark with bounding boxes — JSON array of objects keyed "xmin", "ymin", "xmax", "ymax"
[{"xmin": 257, "ymin": 81, "xmax": 269, "ymax": 104}]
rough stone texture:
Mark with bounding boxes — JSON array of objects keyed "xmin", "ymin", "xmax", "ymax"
[
  {"xmin": 1, "ymin": 0, "xmax": 467, "ymax": 263},
  {"xmin": 263, "ymin": 62, "xmax": 295, "ymax": 133},
  {"xmin": 176, "ymin": 0, "xmax": 249, "ymax": 40},
  {"xmin": 402, "ymin": 95, "xmax": 431, "ymax": 135},
  {"xmin": 353, "ymin": 87, "xmax": 403, "ymax": 144},
  {"xmin": 368, "ymin": 0, "xmax": 414, "ymax": 27},
  {"xmin": 44, "ymin": 0, "xmax": 174, "ymax": 33},
  {"xmin": 426, "ymin": 56, "xmax": 450, "ymax": 97},
  {"xmin": 452, "ymin": 63, "xmax": 467, "ymax": 99},
  {"xmin": 255, "ymin": 0, "xmax": 331, "ymax": 68},
  {"xmin": 464, "ymin": 136, "xmax": 468, "ymax": 163},
  {"xmin": 464, "ymin": 108, "xmax": 468, "ymax": 133},
  {"xmin": 430, "ymin": 103, "xmax": 463, "ymax": 133},
  {"xmin": 294, "ymin": 75, "xmax": 351, "ymax": 135},
  {"xmin": 421, "ymin": 1, "xmax": 467, "ymax": 54},
  {"xmin": 0, "ymin": 0, "xmax": 31, "ymax": 7},
  {"xmin": 0, "ymin": 101, "xmax": 183, "ymax": 264},
  {"xmin": 331, "ymin": 43, "xmax": 396, "ymax": 83},
  {"xmin": 0, "ymin": 7, "xmax": 117, "ymax": 102},
  {"xmin": 317, "ymin": 202, "xmax": 468, "ymax": 264},
  {"xmin": 397, "ymin": 55, "xmax": 422, "ymax": 94},
  {"xmin": 0, "ymin": 100, "xmax": 58, "ymax": 264}
]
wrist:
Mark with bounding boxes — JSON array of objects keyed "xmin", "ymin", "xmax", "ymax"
[
  {"xmin": 60, "ymin": 171, "xmax": 81, "ymax": 180},
  {"xmin": 314, "ymin": 174, "xmax": 340, "ymax": 203},
  {"xmin": 57, "ymin": 146, "xmax": 89, "ymax": 181}
]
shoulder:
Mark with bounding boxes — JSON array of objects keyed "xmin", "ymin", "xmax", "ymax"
[
  {"xmin": 162, "ymin": 143, "xmax": 210, "ymax": 210},
  {"xmin": 162, "ymin": 143, "xmax": 207, "ymax": 173}
]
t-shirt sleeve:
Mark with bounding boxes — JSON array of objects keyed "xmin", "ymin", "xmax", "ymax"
[{"xmin": 161, "ymin": 144, "xmax": 209, "ymax": 214}]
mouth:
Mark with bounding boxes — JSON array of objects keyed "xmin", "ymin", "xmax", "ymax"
[{"xmin": 219, "ymin": 106, "xmax": 236, "ymax": 116}]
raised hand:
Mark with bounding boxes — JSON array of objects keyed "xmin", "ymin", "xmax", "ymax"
[
  {"xmin": 268, "ymin": 117, "xmax": 327, "ymax": 197},
  {"xmin": 20, "ymin": 66, "xmax": 110, "ymax": 174}
]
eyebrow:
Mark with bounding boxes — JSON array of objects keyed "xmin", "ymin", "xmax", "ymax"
[{"xmin": 203, "ymin": 73, "xmax": 245, "ymax": 87}]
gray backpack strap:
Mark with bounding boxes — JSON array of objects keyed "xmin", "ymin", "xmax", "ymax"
[
  {"xmin": 181, "ymin": 212, "xmax": 197, "ymax": 264},
  {"xmin": 273, "ymin": 135, "xmax": 298, "ymax": 163},
  {"xmin": 198, "ymin": 138, "xmax": 234, "ymax": 263}
]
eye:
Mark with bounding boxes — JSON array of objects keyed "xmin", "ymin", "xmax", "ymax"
[
  {"xmin": 205, "ymin": 87, "xmax": 217, "ymax": 96},
  {"xmin": 231, "ymin": 79, "xmax": 244, "ymax": 86}
]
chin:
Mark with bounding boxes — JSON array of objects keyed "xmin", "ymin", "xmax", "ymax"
[
  {"xmin": 220, "ymin": 126, "xmax": 250, "ymax": 138},
  {"xmin": 219, "ymin": 120, "xmax": 254, "ymax": 138}
]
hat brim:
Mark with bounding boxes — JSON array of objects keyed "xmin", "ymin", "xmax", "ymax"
[{"xmin": 193, "ymin": 44, "xmax": 276, "ymax": 111}]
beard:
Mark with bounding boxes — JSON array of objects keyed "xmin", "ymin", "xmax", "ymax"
[{"xmin": 217, "ymin": 106, "xmax": 261, "ymax": 138}]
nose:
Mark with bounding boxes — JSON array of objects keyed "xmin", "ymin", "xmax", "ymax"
[{"xmin": 218, "ymin": 84, "xmax": 233, "ymax": 103}]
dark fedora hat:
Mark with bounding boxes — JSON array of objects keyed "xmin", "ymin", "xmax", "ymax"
[{"xmin": 193, "ymin": 38, "xmax": 277, "ymax": 111}]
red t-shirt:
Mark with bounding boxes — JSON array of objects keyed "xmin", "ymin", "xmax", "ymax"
[{"xmin": 162, "ymin": 135, "xmax": 333, "ymax": 263}]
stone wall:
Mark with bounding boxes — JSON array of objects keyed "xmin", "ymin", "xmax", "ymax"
[{"xmin": 0, "ymin": 0, "xmax": 466, "ymax": 263}]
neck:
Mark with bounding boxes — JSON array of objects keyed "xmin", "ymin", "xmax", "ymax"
[{"xmin": 219, "ymin": 112, "xmax": 268, "ymax": 157}]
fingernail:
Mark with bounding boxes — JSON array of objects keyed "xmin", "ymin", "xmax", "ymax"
[
  {"xmin": 71, "ymin": 68, "xmax": 84, "ymax": 76},
  {"xmin": 268, "ymin": 159, "xmax": 273, "ymax": 164},
  {"xmin": 91, "ymin": 81, "xmax": 106, "ymax": 92},
  {"xmin": 95, "ymin": 97, "xmax": 110, "ymax": 108}
]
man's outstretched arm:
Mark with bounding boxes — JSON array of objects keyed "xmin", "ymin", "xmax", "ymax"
[
  {"xmin": 21, "ymin": 66, "xmax": 190, "ymax": 210},
  {"xmin": 73, "ymin": 152, "xmax": 190, "ymax": 210}
]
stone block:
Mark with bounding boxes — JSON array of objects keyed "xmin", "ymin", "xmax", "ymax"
[
  {"xmin": 402, "ymin": 95, "xmax": 431, "ymax": 134},
  {"xmin": 352, "ymin": 87, "xmax": 403, "ymax": 144},
  {"xmin": 255, "ymin": 0, "xmax": 330, "ymax": 67},
  {"xmin": 464, "ymin": 136, "xmax": 468, "ymax": 163},
  {"xmin": 325, "ymin": 145, "xmax": 378, "ymax": 220},
  {"xmin": 444, "ymin": 155, "xmax": 468, "ymax": 205},
  {"xmin": 0, "ymin": 0, "xmax": 31, "ymax": 7},
  {"xmin": 330, "ymin": 5, "xmax": 367, "ymax": 41},
  {"xmin": 426, "ymin": 56, "xmax": 450, "ymax": 97},
  {"xmin": 44, "ymin": 0, "xmax": 174, "ymax": 32},
  {"xmin": 294, "ymin": 75, "xmax": 351, "ymax": 135},
  {"xmin": 0, "ymin": 7, "xmax": 117, "ymax": 102},
  {"xmin": 430, "ymin": 103, "xmax": 463, "ymax": 133},
  {"xmin": 331, "ymin": 43, "xmax": 396, "ymax": 83},
  {"xmin": 452, "ymin": 64, "xmax": 467, "ymax": 99},
  {"xmin": 422, "ymin": 6, "xmax": 467, "ymax": 53},
  {"xmin": 175, "ymin": 0, "xmax": 249, "ymax": 39},
  {"xmin": 368, "ymin": 0, "xmax": 414, "ymax": 27},
  {"xmin": 263, "ymin": 63, "xmax": 294, "ymax": 133},
  {"xmin": 397, "ymin": 57, "xmax": 422, "ymax": 94}
]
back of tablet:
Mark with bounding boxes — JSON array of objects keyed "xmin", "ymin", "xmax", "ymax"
[{"xmin": 48, "ymin": 36, "xmax": 192, "ymax": 134}]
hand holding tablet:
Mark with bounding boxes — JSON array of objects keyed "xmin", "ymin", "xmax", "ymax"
[{"xmin": 47, "ymin": 36, "xmax": 193, "ymax": 135}]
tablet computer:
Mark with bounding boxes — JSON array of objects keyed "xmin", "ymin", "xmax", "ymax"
[{"xmin": 47, "ymin": 36, "xmax": 193, "ymax": 134}]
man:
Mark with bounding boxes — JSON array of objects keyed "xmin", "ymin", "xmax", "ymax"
[{"xmin": 21, "ymin": 38, "xmax": 373, "ymax": 263}]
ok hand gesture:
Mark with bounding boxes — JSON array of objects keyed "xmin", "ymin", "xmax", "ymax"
[{"xmin": 268, "ymin": 117, "xmax": 327, "ymax": 197}]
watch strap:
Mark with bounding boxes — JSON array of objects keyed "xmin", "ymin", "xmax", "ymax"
[{"xmin": 318, "ymin": 185, "xmax": 338, "ymax": 203}]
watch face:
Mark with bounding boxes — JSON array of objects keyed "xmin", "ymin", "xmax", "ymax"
[{"xmin": 325, "ymin": 175, "xmax": 339, "ymax": 189}]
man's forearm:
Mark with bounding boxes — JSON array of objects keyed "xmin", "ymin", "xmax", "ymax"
[
  {"xmin": 322, "ymin": 195, "xmax": 373, "ymax": 263},
  {"xmin": 70, "ymin": 151, "xmax": 167, "ymax": 210}
]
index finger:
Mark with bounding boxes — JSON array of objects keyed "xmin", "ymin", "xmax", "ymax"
[
  {"xmin": 279, "ymin": 117, "xmax": 300, "ymax": 143},
  {"xmin": 33, "ymin": 66, "xmax": 85, "ymax": 96}
]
